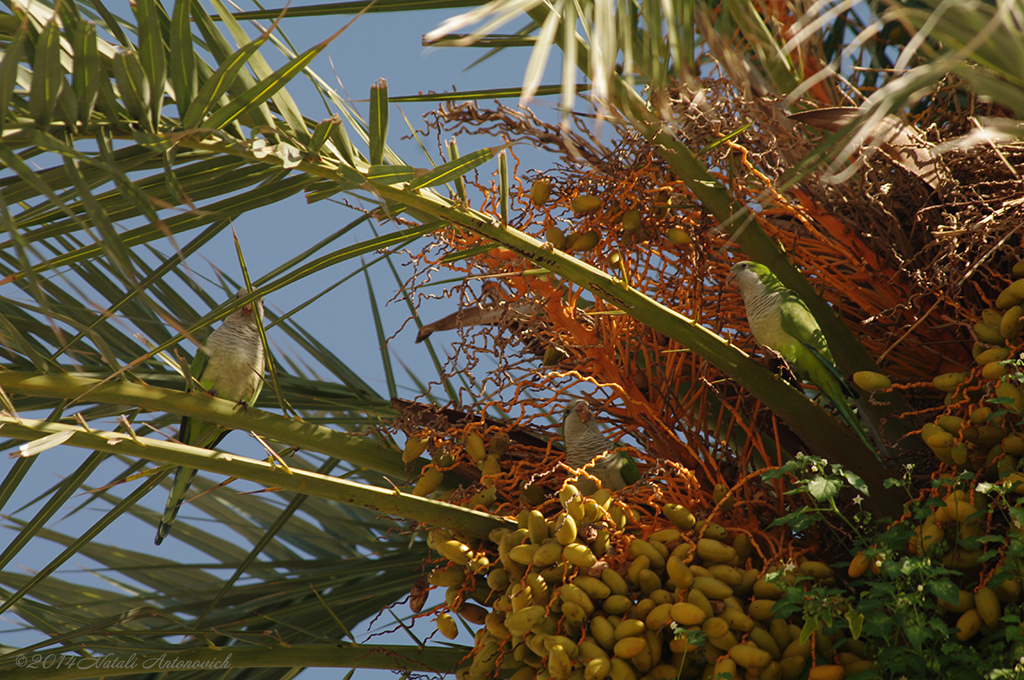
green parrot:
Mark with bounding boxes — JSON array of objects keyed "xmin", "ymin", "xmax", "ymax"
[
  {"xmin": 726, "ymin": 261, "xmax": 871, "ymax": 447},
  {"xmin": 562, "ymin": 399, "xmax": 641, "ymax": 495},
  {"xmin": 155, "ymin": 291, "xmax": 266, "ymax": 545}
]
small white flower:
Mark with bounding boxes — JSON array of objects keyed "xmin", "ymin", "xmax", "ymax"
[{"xmin": 853, "ymin": 495, "xmax": 864, "ymax": 505}]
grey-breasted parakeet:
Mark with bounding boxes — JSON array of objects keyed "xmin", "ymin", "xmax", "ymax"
[
  {"xmin": 726, "ymin": 261, "xmax": 871, "ymax": 447},
  {"xmin": 562, "ymin": 399, "xmax": 640, "ymax": 494},
  {"xmin": 155, "ymin": 291, "xmax": 265, "ymax": 545}
]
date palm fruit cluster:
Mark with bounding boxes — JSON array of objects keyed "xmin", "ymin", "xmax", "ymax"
[
  {"xmin": 406, "ymin": 429, "xmax": 509, "ymax": 506},
  {"xmin": 849, "ymin": 265, "xmax": 1024, "ymax": 645},
  {"xmin": 530, "ymin": 179, "xmax": 692, "ymax": 254},
  {"xmin": 424, "ymin": 483, "xmax": 875, "ymax": 680}
]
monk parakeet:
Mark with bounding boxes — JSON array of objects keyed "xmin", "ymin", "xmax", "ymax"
[
  {"xmin": 155, "ymin": 291, "xmax": 265, "ymax": 545},
  {"xmin": 562, "ymin": 399, "xmax": 640, "ymax": 494},
  {"xmin": 726, "ymin": 261, "xmax": 870, "ymax": 447}
]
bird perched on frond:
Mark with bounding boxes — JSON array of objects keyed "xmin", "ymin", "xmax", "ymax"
[
  {"xmin": 155, "ymin": 290, "xmax": 265, "ymax": 545},
  {"xmin": 562, "ymin": 399, "xmax": 640, "ymax": 495},
  {"xmin": 726, "ymin": 261, "xmax": 872, "ymax": 449}
]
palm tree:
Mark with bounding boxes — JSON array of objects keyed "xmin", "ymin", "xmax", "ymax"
[{"xmin": 2, "ymin": 0, "xmax": 1024, "ymax": 677}]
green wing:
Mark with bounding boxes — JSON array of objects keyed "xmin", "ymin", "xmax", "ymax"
[
  {"xmin": 778, "ymin": 293, "xmax": 857, "ymax": 399},
  {"xmin": 619, "ymin": 453, "xmax": 641, "ymax": 485},
  {"xmin": 788, "ymin": 333, "xmax": 873, "ymax": 450},
  {"xmin": 778, "ymin": 292, "xmax": 834, "ymax": 363},
  {"xmin": 178, "ymin": 346, "xmax": 228, "ymax": 449},
  {"xmin": 246, "ymin": 367, "xmax": 265, "ymax": 408},
  {"xmin": 187, "ymin": 345, "xmax": 209, "ymax": 389}
]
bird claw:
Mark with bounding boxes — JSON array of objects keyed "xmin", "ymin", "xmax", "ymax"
[{"xmin": 764, "ymin": 349, "xmax": 800, "ymax": 388}]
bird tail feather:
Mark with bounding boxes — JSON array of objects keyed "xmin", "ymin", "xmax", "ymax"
[
  {"xmin": 155, "ymin": 466, "xmax": 198, "ymax": 545},
  {"xmin": 819, "ymin": 371, "xmax": 876, "ymax": 453},
  {"xmin": 806, "ymin": 345, "xmax": 858, "ymax": 399}
]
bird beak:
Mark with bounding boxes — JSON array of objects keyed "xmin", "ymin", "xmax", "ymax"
[
  {"xmin": 725, "ymin": 270, "xmax": 736, "ymax": 287},
  {"xmin": 576, "ymin": 401, "xmax": 590, "ymax": 423},
  {"xmin": 240, "ymin": 294, "xmax": 258, "ymax": 315}
]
